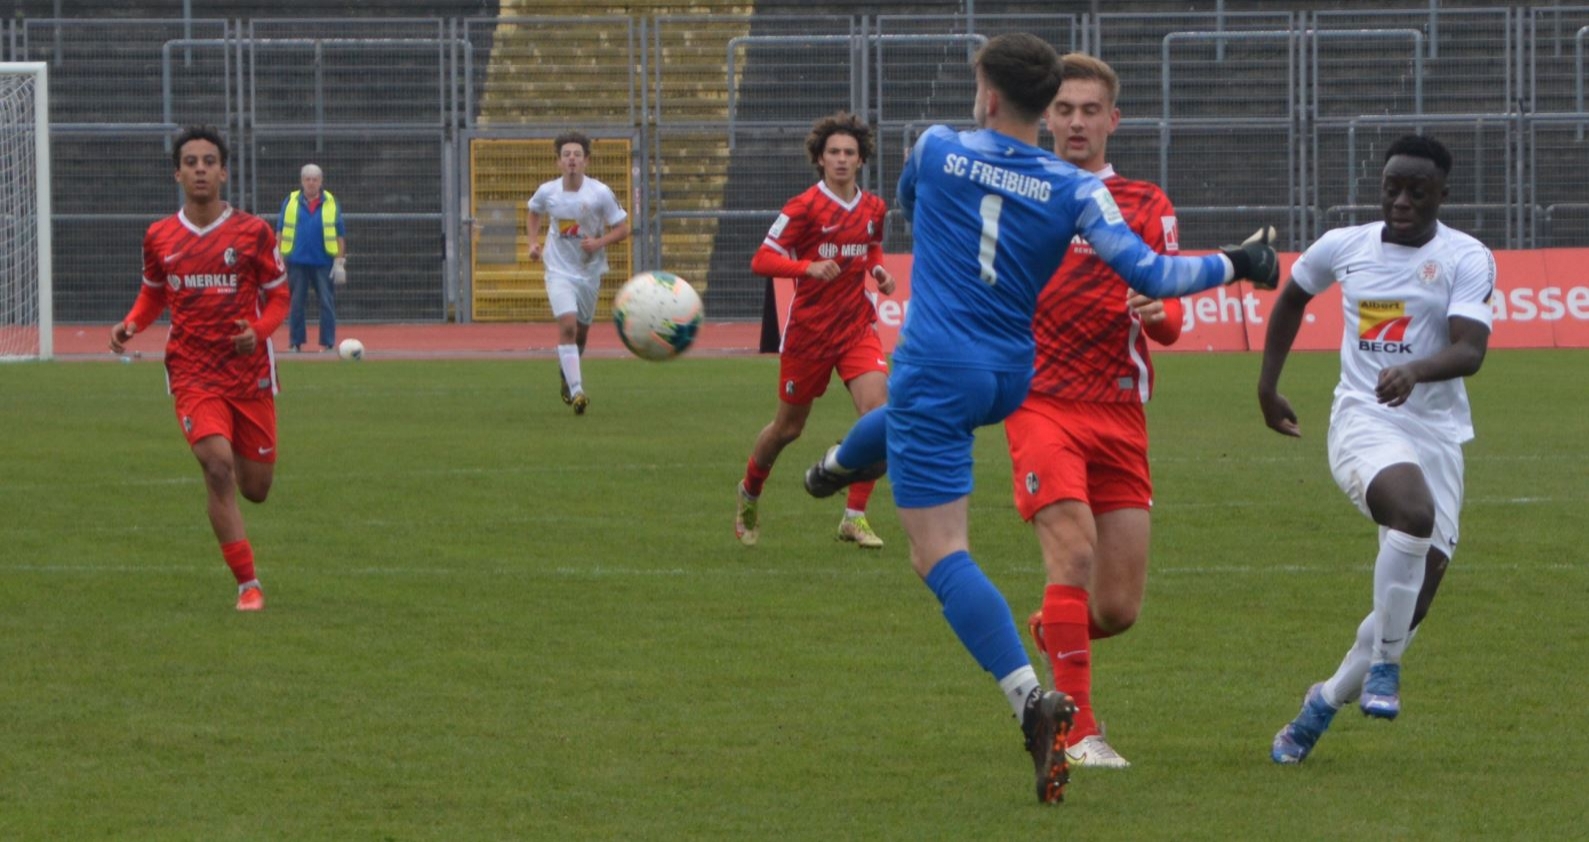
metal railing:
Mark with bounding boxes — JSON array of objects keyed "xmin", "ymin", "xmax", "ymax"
[{"xmin": 11, "ymin": 9, "xmax": 1589, "ymax": 322}]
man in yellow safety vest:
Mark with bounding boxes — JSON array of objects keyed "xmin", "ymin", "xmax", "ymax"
[{"xmin": 277, "ymin": 163, "xmax": 347, "ymax": 352}]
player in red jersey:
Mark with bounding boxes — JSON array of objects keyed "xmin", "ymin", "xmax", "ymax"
[
  {"xmin": 108, "ymin": 126, "xmax": 290, "ymax": 612},
  {"xmin": 1006, "ymin": 54, "xmax": 1187, "ymax": 768},
  {"xmin": 735, "ymin": 112, "xmax": 896, "ymax": 548}
]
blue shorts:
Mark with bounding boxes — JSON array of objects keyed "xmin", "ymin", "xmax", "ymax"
[{"xmin": 886, "ymin": 361, "xmax": 1032, "ymax": 509}]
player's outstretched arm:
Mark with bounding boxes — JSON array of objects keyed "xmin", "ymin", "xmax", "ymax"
[
  {"xmin": 1219, "ymin": 226, "xmax": 1280, "ymax": 290},
  {"xmin": 1257, "ymin": 281, "xmax": 1313, "ymax": 437},
  {"xmin": 1081, "ymin": 190, "xmax": 1251, "ymax": 299}
]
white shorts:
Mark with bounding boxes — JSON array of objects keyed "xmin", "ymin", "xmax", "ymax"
[
  {"xmin": 545, "ymin": 274, "xmax": 599, "ymax": 325},
  {"xmin": 1326, "ymin": 403, "xmax": 1465, "ymax": 558}
]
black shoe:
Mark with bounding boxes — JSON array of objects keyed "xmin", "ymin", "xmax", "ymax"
[
  {"xmin": 560, "ymin": 371, "xmax": 573, "ymax": 405},
  {"xmin": 1021, "ymin": 688, "xmax": 1077, "ymax": 804},
  {"xmin": 803, "ymin": 444, "xmax": 887, "ymax": 499}
]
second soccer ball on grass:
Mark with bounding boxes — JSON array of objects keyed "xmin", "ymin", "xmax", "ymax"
[
  {"xmin": 337, "ymin": 338, "xmax": 364, "ymax": 361},
  {"xmin": 612, "ymin": 270, "xmax": 703, "ymax": 361}
]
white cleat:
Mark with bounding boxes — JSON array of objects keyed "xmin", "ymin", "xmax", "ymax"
[{"xmin": 1065, "ymin": 734, "xmax": 1130, "ymax": 769}]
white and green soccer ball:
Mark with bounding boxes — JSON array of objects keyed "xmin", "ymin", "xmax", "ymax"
[{"xmin": 612, "ymin": 270, "xmax": 704, "ymax": 361}]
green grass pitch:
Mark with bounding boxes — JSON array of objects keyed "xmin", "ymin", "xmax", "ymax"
[{"xmin": 1, "ymin": 349, "xmax": 1583, "ymax": 840}]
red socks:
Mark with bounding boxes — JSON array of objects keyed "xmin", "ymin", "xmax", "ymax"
[
  {"xmin": 845, "ymin": 479, "xmax": 875, "ymax": 512},
  {"xmin": 743, "ymin": 457, "xmax": 772, "ymax": 497},
  {"xmin": 221, "ymin": 539, "xmax": 256, "ymax": 585},
  {"xmin": 742, "ymin": 458, "xmax": 872, "ymax": 511},
  {"xmin": 1041, "ymin": 584, "xmax": 1098, "ymax": 741}
]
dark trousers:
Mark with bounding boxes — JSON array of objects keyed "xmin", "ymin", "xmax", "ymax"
[{"xmin": 288, "ymin": 262, "xmax": 336, "ymax": 348}]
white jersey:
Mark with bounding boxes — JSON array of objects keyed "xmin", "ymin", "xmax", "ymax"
[
  {"xmin": 528, "ymin": 176, "xmax": 628, "ymax": 284},
  {"xmin": 1290, "ymin": 221, "xmax": 1496, "ymax": 442}
]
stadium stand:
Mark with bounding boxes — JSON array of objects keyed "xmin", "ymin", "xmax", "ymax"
[{"xmin": 5, "ymin": 0, "xmax": 1585, "ymax": 323}]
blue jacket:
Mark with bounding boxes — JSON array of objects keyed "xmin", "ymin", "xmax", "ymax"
[{"xmin": 277, "ymin": 190, "xmax": 347, "ymax": 267}]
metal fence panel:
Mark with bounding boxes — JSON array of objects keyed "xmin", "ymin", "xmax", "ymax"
[
  {"xmin": 253, "ymin": 130, "xmax": 449, "ymax": 322},
  {"xmin": 17, "ymin": 10, "xmax": 1589, "ymax": 325},
  {"xmin": 49, "ymin": 129, "xmax": 175, "ymax": 324},
  {"xmin": 249, "ymin": 38, "xmax": 452, "ymax": 129},
  {"xmin": 1315, "ymin": 8, "xmax": 1514, "ymax": 115},
  {"xmin": 19, "ymin": 19, "xmax": 228, "ymax": 125}
]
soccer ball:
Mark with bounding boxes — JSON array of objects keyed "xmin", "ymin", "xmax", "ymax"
[
  {"xmin": 337, "ymin": 338, "xmax": 365, "ymax": 361},
  {"xmin": 612, "ymin": 270, "xmax": 703, "ymax": 361}
]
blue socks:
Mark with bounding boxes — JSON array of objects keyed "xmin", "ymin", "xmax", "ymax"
[
  {"xmin": 923, "ymin": 550, "xmax": 1030, "ymax": 680},
  {"xmin": 835, "ymin": 406, "xmax": 889, "ymax": 469}
]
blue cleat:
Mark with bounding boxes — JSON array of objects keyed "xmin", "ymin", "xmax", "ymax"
[
  {"xmin": 1360, "ymin": 663, "xmax": 1401, "ymax": 720},
  {"xmin": 1271, "ymin": 683, "xmax": 1339, "ymax": 764}
]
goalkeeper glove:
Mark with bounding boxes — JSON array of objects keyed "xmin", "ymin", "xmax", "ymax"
[
  {"xmin": 332, "ymin": 256, "xmax": 347, "ymax": 285},
  {"xmin": 1220, "ymin": 226, "xmax": 1279, "ymax": 290}
]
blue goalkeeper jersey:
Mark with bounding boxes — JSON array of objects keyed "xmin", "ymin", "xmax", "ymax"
[{"xmin": 894, "ymin": 125, "xmax": 1230, "ymax": 371}]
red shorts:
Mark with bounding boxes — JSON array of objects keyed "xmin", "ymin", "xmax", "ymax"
[
  {"xmin": 778, "ymin": 332, "xmax": 888, "ymax": 405},
  {"xmin": 173, "ymin": 391, "xmax": 278, "ymax": 463},
  {"xmin": 1005, "ymin": 395, "xmax": 1151, "ymax": 521}
]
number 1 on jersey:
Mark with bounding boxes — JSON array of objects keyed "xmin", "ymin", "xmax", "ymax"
[{"xmin": 978, "ymin": 194, "xmax": 1002, "ymax": 286}]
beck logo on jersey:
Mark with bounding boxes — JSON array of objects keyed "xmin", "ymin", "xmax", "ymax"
[{"xmin": 1358, "ymin": 300, "xmax": 1413, "ymax": 353}]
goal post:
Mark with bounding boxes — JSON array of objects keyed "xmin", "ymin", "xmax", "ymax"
[{"xmin": 0, "ymin": 62, "xmax": 51, "ymax": 361}]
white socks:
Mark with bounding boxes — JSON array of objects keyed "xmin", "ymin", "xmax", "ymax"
[
  {"xmin": 998, "ymin": 665, "xmax": 1041, "ymax": 718},
  {"xmin": 1322, "ymin": 613, "xmax": 1375, "ymax": 707},
  {"xmin": 1319, "ymin": 529, "xmax": 1431, "ymax": 706},
  {"xmin": 1372, "ymin": 529, "xmax": 1431, "ymax": 663},
  {"xmin": 556, "ymin": 344, "xmax": 583, "ymax": 396}
]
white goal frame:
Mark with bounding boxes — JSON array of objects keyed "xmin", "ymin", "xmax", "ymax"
[{"xmin": 0, "ymin": 62, "xmax": 52, "ymax": 360}]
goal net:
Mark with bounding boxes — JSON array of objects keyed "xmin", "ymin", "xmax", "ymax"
[{"xmin": 0, "ymin": 63, "xmax": 51, "ymax": 361}]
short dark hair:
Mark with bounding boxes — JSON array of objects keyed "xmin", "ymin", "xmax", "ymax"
[
  {"xmin": 806, "ymin": 111, "xmax": 875, "ymax": 172},
  {"xmin": 172, "ymin": 125, "xmax": 228, "ymax": 168},
  {"xmin": 1385, "ymin": 134, "xmax": 1452, "ymax": 176},
  {"xmin": 554, "ymin": 131, "xmax": 592, "ymax": 157},
  {"xmin": 973, "ymin": 33, "xmax": 1064, "ymax": 121}
]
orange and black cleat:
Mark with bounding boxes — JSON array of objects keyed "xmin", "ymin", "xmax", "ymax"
[{"xmin": 1021, "ymin": 688, "xmax": 1077, "ymax": 804}]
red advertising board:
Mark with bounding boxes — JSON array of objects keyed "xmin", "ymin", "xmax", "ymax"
[{"xmin": 772, "ymin": 249, "xmax": 1589, "ymax": 352}]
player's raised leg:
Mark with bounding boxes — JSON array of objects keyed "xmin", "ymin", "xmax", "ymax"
[{"xmin": 803, "ymin": 407, "xmax": 889, "ymax": 498}]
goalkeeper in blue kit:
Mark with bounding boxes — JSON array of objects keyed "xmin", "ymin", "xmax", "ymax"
[{"xmin": 802, "ymin": 33, "xmax": 1280, "ymax": 803}]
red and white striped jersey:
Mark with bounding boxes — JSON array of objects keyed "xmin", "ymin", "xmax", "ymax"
[{"xmin": 1030, "ymin": 167, "xmax": 1183, "ymax": 403}]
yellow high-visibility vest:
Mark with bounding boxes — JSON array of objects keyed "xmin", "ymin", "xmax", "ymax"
[{"xmin": 280, "ymin": 190, "xmax": 340, "ymax": 257}]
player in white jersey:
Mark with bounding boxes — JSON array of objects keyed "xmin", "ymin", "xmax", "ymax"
[
  {"xmin": 527, "ymin": 131, "xmax": 631, "ymax": 415},
  {"xmin": 1258, "ymin": 135, "xmax": 1496, "ymax": 764}
]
